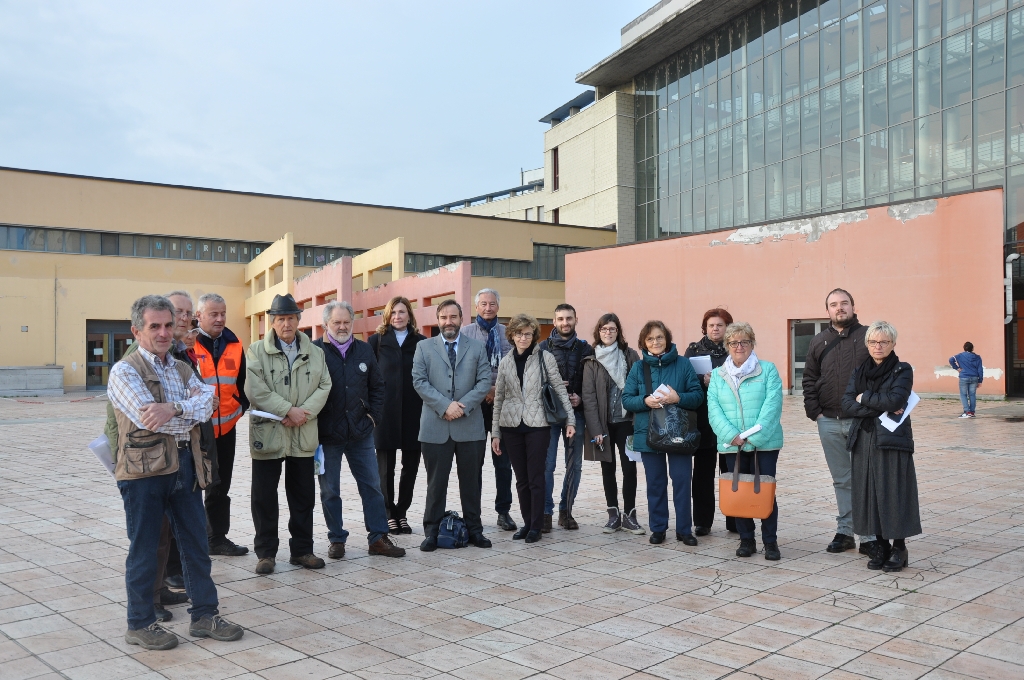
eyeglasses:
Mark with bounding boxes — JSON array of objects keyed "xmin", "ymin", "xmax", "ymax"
[
  {"xmin": 513, "ymin": 331, "xmax": 534, "ymax": 339},
  {"xmin": 867, "ymin": 340, "xmax": 893, "ymax": 347},
  {"xmin": 599, "ymin": 326, "xmax": 618, "ymax": 334},
  {"xmin": 727, "ymin": 340, "xmax": 752, "ymax": 348},
  {"xmin": 174, "ymin": 309, "xmax": 191, "ymax": 318}
]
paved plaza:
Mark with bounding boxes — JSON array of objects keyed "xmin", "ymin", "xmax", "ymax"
[{"xmin": 1, "ymin": 394, "xmax": 1023, "ymax": 680}]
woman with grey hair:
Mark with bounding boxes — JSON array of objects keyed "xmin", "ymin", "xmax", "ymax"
[{"xmin": 842, "ymin": 320, "xmax": 920, "ymax": 573}]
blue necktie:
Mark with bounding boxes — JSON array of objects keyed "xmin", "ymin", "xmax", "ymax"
[{"xmin": 446, "ymin": 341, "xmax": 457, "ymax": 368}]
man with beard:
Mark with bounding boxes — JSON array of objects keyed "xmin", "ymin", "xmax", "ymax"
[
  {"xmin": 411, "ymin": 300, "xmax": 493, "ymax": 552},
  {"xmin": 802, "ymin": 288, "xmax": 877, "ymax": 556},
  {"xmin": 539, "ymin": 304, "xmax": 594, "ymax": 532}
]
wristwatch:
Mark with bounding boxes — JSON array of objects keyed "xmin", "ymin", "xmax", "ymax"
[{"xmin": 173, "ymin": 402, "xmax": 184, "ymax": 417}]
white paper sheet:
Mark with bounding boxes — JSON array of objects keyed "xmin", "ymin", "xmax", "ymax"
[
  {"xmin": 878, "ymin": 391, "xmax": 920, "ymax": 432},
  {"xmin": 739, "ymin": 423, "xmax": 762, "ymax": 440},
  {"xmin": 688, "ymin": 355, "xmax": 713, "ymax": 374},
  {"xmin": 88, "ymin": 434, "xmax": 116, "ymax": 478},
  {"xmin": 250, "ymin": 409, "xmax": 284, "ymax": 421},
  {"xmin": 654, "ymin": 384, "xmax": 672, "ymax": 398}
]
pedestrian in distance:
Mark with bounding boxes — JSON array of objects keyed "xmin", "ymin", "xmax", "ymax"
[
  {"xmin": 581, "ymin": 312, "xmax": 644, "ymax": 535},
  {"xmin": 368, "ymin": 296, "xmax": 427, "ymax": 534},
  {"xmin": 491, "ymin": 314, "xmax": 575, "ymax": 543},
  {"xmin": 623, "ymin": 321, "xmax": 704, "ymax": 545},
  {"xmin": 802, "ymin": 288, "xmax": 879, "ymax": 558},
  {"xmin": 707, "ymin": 322, "xmax": 784, "ymax": 561},
  {"xmin": 683, "ymin": 307, "xmax": 735, "ymax": 536},
  {"xmin": 244, "ymin": 293, "xmax": 332, "ymax": 575},
  {"xmin": 539, "ymin": 303, "xmax": 594, "ymax": 532},
  {"xmin": 460, "ymin": 288, "xmax": 518, "ymax": 533},
  {"xmin": 412, "ymin": 299, "xmax": 494, "ymax": 552},
  {"xmin": 949, "ymin": 342, "xmax": 984, "ymax": 418},
  {"xmin": 842, "ymin": 321, "xmax": 921, "ymax": 572},
  {"xmin": 314, "ymin": 301, "xmax": 406, "ymax": 559}
]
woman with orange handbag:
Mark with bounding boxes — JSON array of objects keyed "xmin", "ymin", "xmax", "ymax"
[{"xmin": 707, "ymin": 322, "xmax": 784, "ymax": 561}]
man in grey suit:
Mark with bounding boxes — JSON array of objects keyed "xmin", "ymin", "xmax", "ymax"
[{"xmin": 412, "ymin": 299, "xmax": 494, "ymax": 552}]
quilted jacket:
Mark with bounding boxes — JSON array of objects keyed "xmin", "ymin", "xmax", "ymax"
[
  {"xmin": 707, "ymin": 360, "xmax": 785, "ymax": 453},
  {"xmin": 491, "ymin": 347, "xmax": 575, "ymax": 437}
]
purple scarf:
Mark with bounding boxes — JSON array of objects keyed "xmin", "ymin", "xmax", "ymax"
[{"xmin": 327, "ymin": 332, "xmax": 355, "ymax": 358}]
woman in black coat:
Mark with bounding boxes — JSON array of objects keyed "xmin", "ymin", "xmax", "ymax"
[
  {"xmin": 367, "ymin": 296, "xmax": 426, "ymax": 534},
  {"xmin": 842, "ymin": 320, "xmax": 920, "ymax": 573}
]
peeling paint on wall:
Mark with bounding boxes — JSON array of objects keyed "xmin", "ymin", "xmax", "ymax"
[
  {"xmin": 721, "ymin": 210, "xmax": 869, "ymax": 245},
  {"xmin": 888, "ymin": 200, "xmax": 937, "ymax": 223},
  {"xmin": 934, "ymin": 366, "xmax": 1004, "ymax": 380},
  {"xmin": 414, "ymin": 262, "xmax": 461, "ymax": 279},
  {"xmin": 709, "ymin": 240, "xmax": 726, "ymax": 247}
]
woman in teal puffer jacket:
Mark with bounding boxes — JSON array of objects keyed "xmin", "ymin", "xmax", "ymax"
[
  {"xmin": 622, "ymin": 321, "xmax": 704, "ymax": 546},
  {"xmin": 707, "ymin": 322, "xmax": 784, "ymax": 561}
]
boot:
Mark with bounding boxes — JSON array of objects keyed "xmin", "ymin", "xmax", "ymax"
[
  {"xmin": 557, "ymin": 509, "xmax": 567, "ymax": 528},
  {"xmin": 542, "ymin": 514, "xmax": 552, "ymax": 533},
  {"xmin": 602, "ymin": 508, "xmax": 621, "ymax": 533},
  {"xmin": 868, "ymin": 540, "xmax": 892, "ymax": 570}
]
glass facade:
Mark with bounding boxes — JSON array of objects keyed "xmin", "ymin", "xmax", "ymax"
[{"xmin": 632, "ymin": 0, "xmax": 1024, "ymax": 247}]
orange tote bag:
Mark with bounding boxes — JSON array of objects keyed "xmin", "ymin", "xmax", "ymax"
[{"xmin": 719, "ymin": 451, "xmax": 776, "ymax": 520}]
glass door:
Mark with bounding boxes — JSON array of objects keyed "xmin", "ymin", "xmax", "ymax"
[
  {"xmin": 85, "ymin": 321, "xmax": 134, "ymax": 389},
  {"xmin": 791, "ymin": 319, "xmax": 829, "ymax": 395}
]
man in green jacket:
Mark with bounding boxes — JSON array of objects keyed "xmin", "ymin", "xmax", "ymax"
[{"xmin": 245, "ymin": 294, "xmax": 332, "ymax": 575}]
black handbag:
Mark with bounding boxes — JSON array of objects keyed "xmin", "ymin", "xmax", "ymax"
[
  {"xmin": 643, "ymin": 362, "xmax": 701, "ymax": 454},
  {"xmin": 538, "ymin": 349, "xmax": 568, "ymax": 425}
]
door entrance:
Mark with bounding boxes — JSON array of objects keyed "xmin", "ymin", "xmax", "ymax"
[
  {"xmin": 790, "ymin": 319, "xmax": 830, "ymax": 395},
  {"xmin": 86, "ymin": 320, "xmax": 134, "ymax": 389}
]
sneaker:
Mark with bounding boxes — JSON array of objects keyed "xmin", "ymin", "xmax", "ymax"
[
  {"xmin": 369, "ymin": 535, "xmax": 406, "ymax": 558},
  {"xmin": 255, "ymin": 557, "xmax": 275, "ymax": 574},
  {"xmin": 398, "ymin": 518, "xmax": 413, "ymax": 534},
  {"xmin": 620, "ymin": 508, "xmax": 646, "ymax": 535},
  {"xmin": 388, "ymin": 519, "xmax": 400, "ymax": 534},
  {"xmin": 967, "ymin": 412, "xmax": 976, "ymax": 418},
  {"xmin": 328, "ymin": 542, "xmax": 345, "ymax": 559},
  {"xmin": 209, "ymin": 539, "xmax": 249, "ymax": 557},
  {"xmin": 959, "ymin": 413, "xmax": 971, "ymax": 419},
  {"xmin": 125, "ymin": 622, "xmax": 178, "ymax": 650},
  {"xmin": 189, "ymin": 614, "xmax": 244, "ymax": 641},
  {"xmin": 289, "ymin": 554, "xmax": 325, "ymax": 569},
  {"xmin": 602, "ymin": 507, "xmax": 622, "ymax": 533},
  {"xmin": 154, "ymin": 604, "xmax": 172, "ymax": 622},
  {"xmin": 764, "ymin": 542, "xmax": 781, "ymax": 561}
]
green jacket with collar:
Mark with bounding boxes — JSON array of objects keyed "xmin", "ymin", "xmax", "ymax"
[{"xmin": 706, "ymin": 360, "xmax": 784, "ymax": 453}]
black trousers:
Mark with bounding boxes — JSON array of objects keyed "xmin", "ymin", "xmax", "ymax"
[
  {"xmin": 377, "ymin": 445, "xmax": 421, "ymax": 520},
  {"xmin": 503, "ymin": 427, "xmax": 550, "ymax": 532},
  {"xmin": 482, "ymin": 401, "xmax": 514, "ymax": 515},
  {"xmin": 691, "ymin": 448, "xmax": 719, "ymax": 529},
  {"xmin": 205, "ymin": 427, "xmax": 238, "ymax": 542},
  {"xmin": 251, "ymin": 456, "xmax": 315, "ymax": 559},
  {"xmin": 600, "ymin": 421, "xmax": 637, "ymax": 512},
  {"xmin": 421, "ymin": 438, "xmax": 484, "ymax": 539}
]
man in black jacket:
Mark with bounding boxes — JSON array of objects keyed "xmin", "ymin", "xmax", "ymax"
[
  {"xmin": 802, "ymin": 288, "xmax": 876, "ymax": 556},
  {"xmin": 314, "ymin": 301, "xmax": 405, "ymax": 559}
]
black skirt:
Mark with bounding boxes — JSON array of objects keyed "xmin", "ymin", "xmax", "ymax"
[{"xmin": 851, "ymin": 427, "xmax": 922, "ymax": 539}]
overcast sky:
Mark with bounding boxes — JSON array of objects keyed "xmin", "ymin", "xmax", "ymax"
[{"xmin": 0, "ymin": 1, "xmax": 650, "ymax": 209}]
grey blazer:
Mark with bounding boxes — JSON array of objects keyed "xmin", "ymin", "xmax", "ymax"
[{"xmin": 412, "ymin": 334, "xmax": 492, "ymax": 444}]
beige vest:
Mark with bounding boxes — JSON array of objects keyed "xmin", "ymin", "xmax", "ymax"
[{"xmin": 112, "ymin": 350, "xmax": 211, "ymax": 488}]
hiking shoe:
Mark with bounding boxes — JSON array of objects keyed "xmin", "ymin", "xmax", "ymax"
[
  {"xmin": 158, "ymin": 587, "xmax": 189, "ymax": 605},
  {"xmin": 154, "ymin": 604, "xmax": 172, "ymax": 622},
  {"xmin": 398, "ymin": 518, "xmax": 413, "ymax": 534},
  {"xmin": 189, "ymin": 614, "xmax": 244, "ymax": 641},
  {"xmin": 542, "ymin": 514, "xmax": 552, "ymax": 533},
  {"xmin": 764, "ymin": 542, "xmax": 782, "ymax": 561},
  {"xmin": 620, "ymin": 508, "xmax": 645, "ymax": 535},
  {"xmin": 603, "ymin": 507, "xmax": 621, "ymax": 533},
  {"xmin": 289, "ymin": 554, "xmax": 325, "ymax": 569},
  {"xmin": 328, "ymin": 542, "xmax": 345, "ymax": 559},
  {"xmin": 826, "ymin": 533, "xmax": 856, "ymax": 553},
  {"xmin": 497, "ymin": 513, "xmax": 518, "ymax": 531},
  {"xmin": 369, "ymin": 535, "xmax": 406, "ymax": 557},
  {"xmin": 209, "ymin": 539, "xmax": 249, "ymax": 556},
  {"xmin": 255, "ymin": 557, "xmax": 275, "ymax": 574},
  {"xmin": 736, "ymin": 539, "xmax": 757, "ymax": 557},
  {"xmin": 557, "ymin": 509, "xmax": 567, "ymax": 528},
  {"xmin": 125, "ymin": 622, "xmax": 178, "ymax": 650},
  {"xmin": 565, "ymin": 514, "xmax": 579, "ymax": 530}
]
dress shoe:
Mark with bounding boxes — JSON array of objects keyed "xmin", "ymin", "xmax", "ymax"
[
  {"xmin": 164, "ymin": 574, "xmax": 185, "ymax": 589},
  {"xmin": 867, "ymin": 542, "xmax": 892, "ymax": 570},
  {"xmin": 158, "ymin": 587, "xmax": 189, "ymax": 605},
  {"xmin": 826, "ymin": 533, "xmax": 856, "ymax": 553},
  {"xmin": 525, "ymin": 530, "xmax": 542, "ymax": 543},
  {"xmin": 420, "ymin": 536, "xmax": 437, "ymax": 552},
  {"xmin": 764, "ymin": 542, "xmax": 781, "ymax": 561},
  {"xmin": 289, "ymin": 554, "xmax": 325, "ymax": 569},
  {"xmin": 209, "ymin": 539, "xmax": 249, "ymax": 557},
  {"xmin": 398, "ymin": 518, "xmax": 413, "ymax": 534},
  {"xmin": 542, "ymin": 514, "xmax": 552, "ymax": 533},
  {"xmin": 676, "ymin": 532, "xmax": 698, "ymax": 546},
  {"xmin": 649, "ymin": 531, "xmax": 666, "ymax": 544},
  {"xmin": 736, "ymin": 538, "xmax": 757, "ymax": 557},
  {"xmin": 255, "ymin": 557, "xmax": 275, "ymax": 575},
  {"xmin": 469, "ymin": 533, "xmax": 492, "ymax": 548},
  {"xmin": 154, "ymin": 604, "xmax": 172, "ymax": 622},
  {"xmin": 557, "ymin": 509, "xmax": 567, "ymax": 528},
  {"xmin": 694, "ymin": 526, "xmax": 710, "ymax": 537},
  {"xmin": 883, "ymin": 547, "xmax": 909, "ymax": 572},
  {"xmin": 369, "ymin": 536, "xmax": 406, "ymax": 557},
  {"xmin": 497, "ymin": 513, "xmax": 518, "ymax": 531},
  {"xmin": 859, "ymin": 540, "xmax": 878, "ymax": 558},
  {"xmin": 328, "ymin": 542, "xmax": 346, "ymax": 559},
  {"xmin": 513, "ymin": 527, "xmax": 529, "ymax": 540}
]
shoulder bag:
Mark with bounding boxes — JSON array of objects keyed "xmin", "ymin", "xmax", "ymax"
[
  {"xmin": 538, "ymin": 349, "xmax": 568, "ymax": 425},
  {"xmin": 642, "ymin": 362, "xmax": 701, "ymax": 454},
  {"xmin": 719, "ymin": 451, "xmax": 776, "ymax": 519}
]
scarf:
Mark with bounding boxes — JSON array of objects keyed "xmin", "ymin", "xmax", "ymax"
[
  {"xmin": 722, "ymin": 351, "xmax": 759, "ymax": 387},
  {"xmin": 547, "ymin": 328, "xmax": 578, "ymax": 351},
  {"xmin": 595, "ymin": 343, "xmax": 627, "ymax": 389},
  {"xmin": 853, "ymin": 351, "xmax": 901, "ymax": 433},
  {"xmin": 327, "ymin": 331, "xmax": 355, "ymax": 359},
  {"xmin": 477, "ymin": 315, "xmax": 501, "ymax": 368}
]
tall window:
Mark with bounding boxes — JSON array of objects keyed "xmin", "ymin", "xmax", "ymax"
[
  {"xmin": 552, "ymin": 208, "xmax": 560, "ymax": 224},
  {"xmin": 552, "ymin": 147, "xmax": 560, "ymax": 190}
]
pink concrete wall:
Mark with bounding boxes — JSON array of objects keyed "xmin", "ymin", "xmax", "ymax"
[
  {"xmin": 294, "ymin": 258, "xmax": 353, "ymax": 341},
  {"xmin": 566, "ymin": 191, "xmax": 1006, "ymax": 395}
]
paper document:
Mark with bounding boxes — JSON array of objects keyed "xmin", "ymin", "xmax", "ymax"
[
  {"xmin": 688, "ymin": 355, "xmax": 713, "ymax": 375},
  {"xmin": 654, "ymin": 384, "xmax": 672, "ymax": 398},
  {"xmin": 88, "ymin": 434, "xmax": 116, "ymax": 478},
  {"xmin": 250, "ymin": 410, "xmax": 284, "ymax": 421},
  {"xmin": 879, "ymin": 391, "xmax": 919, "ymax": 432},
  {"xmin": 739, "ymin": 423, "xmax": 762, "ymax": 440},
  {"xmin": 313, "ymin": 445, "xmax": 326, "ymax": 475}
]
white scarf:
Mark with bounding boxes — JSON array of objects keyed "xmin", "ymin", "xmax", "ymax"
[
  {"xmin": 595, "ymin": 344, "xmax": 627, "ymax": 389},
  {"xmin": 722, "ymin": 351, "xmax": 759, "ymax": 388}
]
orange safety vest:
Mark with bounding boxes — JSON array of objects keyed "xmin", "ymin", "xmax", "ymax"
[{"xmin": 195, "ymin": 338, "xmax": 244, "ymax": 437}]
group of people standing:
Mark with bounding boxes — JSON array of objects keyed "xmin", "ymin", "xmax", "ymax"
[{"xmin": 106, "ymin": 284, "xmax": 925, "ymax": 652}]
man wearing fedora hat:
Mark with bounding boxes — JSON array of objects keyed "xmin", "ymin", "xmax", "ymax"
[{"xmin": 244, "ymin": 293, "xmax": 332, "ymax": 574}]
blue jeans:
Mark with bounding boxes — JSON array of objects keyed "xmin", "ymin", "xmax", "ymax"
[
  {"xmin": 959, "ymin": 376, "xmax": 979, "ymax": 413},
  {"xmin": 724, "ymin": 451, "xmax": 780, "ymax": 544},
  {"xmin": 545, "ymin": 410, "xmax": 585, "ymax": 515},
  {"xmin": 318, "ymin": 436, "xmax": 390, "ymax": 545},
  {"xmin": 641, "ymin": 451, "xmax": 693, "ymax": 534},
  {"xmin": 118, "ymin": 446, "xmax": 219, "ymax": 630}
]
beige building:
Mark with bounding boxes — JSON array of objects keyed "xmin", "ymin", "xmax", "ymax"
[{"xmin": 0, "ymin": 167, "xmax": 614, "ymax": 394}]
